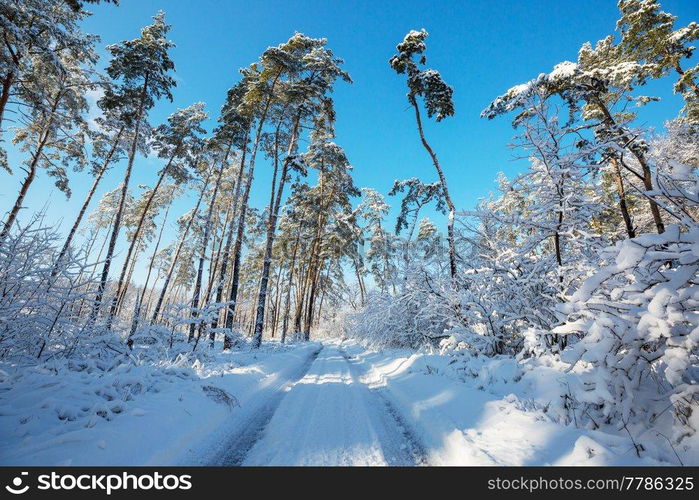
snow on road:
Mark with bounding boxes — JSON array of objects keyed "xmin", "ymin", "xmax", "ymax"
[{"xmin": 239, "ymin": 346, "xmax": 425, "ymax": 466}]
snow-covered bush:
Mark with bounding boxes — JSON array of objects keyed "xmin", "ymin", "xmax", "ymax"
[
  {"xmin": 344, "ymin": 239, "xmax": 459, "ymax": 349},
  {"xmin": 0, "ymin": 219, "xmax": 212, "ymax": 362},
  {"xmin": 458, "ymin": 88, "xmax": 612, "ymax": 354},
  {"xmin": 554, "ymin": 147, "xmax": 699, "ymax": 439},
  {"xmin": 438, "ymin": 326, "xmax": 503, "ymax": 357},
  {"xmin": 0, "ymin": 220, "xmax": 99, "ymax": 360},
  {"xmin": 344, "ymin": 286, "xmax": 452, "ymax": 349},
  {"xmin": 557, "ymin": 223, "xmax": 698, "ymax": 440}
]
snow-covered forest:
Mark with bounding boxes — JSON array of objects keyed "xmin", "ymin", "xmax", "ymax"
[{"xmin": 0, "ymin": 0, "xmax": 698, "ymax": 467}]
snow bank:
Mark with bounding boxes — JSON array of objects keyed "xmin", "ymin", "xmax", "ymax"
[
  {"xmin": 344, "ymin": 342, "xmax": 696, "ymax": 465},
  {"xmin": 0, "ymin": 342, "xmax": 320, "ymax": 465}
]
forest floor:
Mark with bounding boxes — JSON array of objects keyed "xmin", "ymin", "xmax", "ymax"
[{"xmin": 0, "ymin": 340, "xmax": 693, "ymax": 466}]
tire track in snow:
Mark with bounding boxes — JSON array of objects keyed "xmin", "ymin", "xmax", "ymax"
[
  {"xmin": 241, "ymin": 346, "xmax": 388, "ymax": 465},
  {"xmin": 340, "ymin": 348, "xmax": 429, "ymax": 466},
  {"xmin": 206, "ymin": 346, "xmax": 322, "ymax": 466},
  {"xmin": 367, "ymin": 387, "xmax": 429, "ymax": 465}
]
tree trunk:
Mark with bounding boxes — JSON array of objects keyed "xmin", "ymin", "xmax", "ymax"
[
  {"xmin": 316, "ymin": 264, "xmax": 332, "ymax": 327},
  {"xmin": 251, "ymin": 114, "xmax": 301, "ymax": 348},
  {"xmin": 612, "ymin": 157, "xmax": 636, "ymax": 238},
  {"xmin": 353, "ymin": 257, "xmax": 366, "ymax": 306},
  {"xmin": 223, "ymin": 75, "xmax": 281, "ymax": 336},
  {"xmin": 291, "ymin": 160, "xmax": 333, "ymax": 340},
  {"xmin": 190, "ymin": 162, "xmax": 225, "ymax": 348},
  {"xmin": 281, "ymin": 233, "xmax": 300, "ymax": 343},
  {"xmin": 553, "ymin": 190, "xmax": 564, "ymax": 269},
  {"xmin": 202, "ymin": 197, "xmax": 231, "ymax": 309},
  {"xmin": 150, "ymin": 164, "xmax": 212, "ymax": 323},
  {"xmin": 304, "ymin": 263, "xmax": 322, "ymax": 338},
  {"xmin": 215, "ymin": 141, "xmax": 247, "ymax": 349},
  {"xmin": 0, "ymin": 71, "xmax": 15, "ymax": 139},
  {"xmin": 93, "ymin": 72, "xmax": 150, "ymax": 324},
  {"xmin": 293, "ymin": 256, "xmax": 312, "ymax": 339},
  {"xmin": 270, "ymin": 256, "xmax": 285, "ymax": 339},
  {"xmin": 0, "ymin": 89, "xmax": 59, "ymax": 241},
  {"xmin": 409, "ymin": 94, "xmax": 457, "ymax": 279},
  {"xmin": 641, "ymin": 159, "xmax": 665, "ymax": 234},
  {"xmin": 1, "ymin": 157, "xmax": 37, "ymax": 241},
  {"xmin": 595, "ymin": 99, "xmax": 664, "ymax": 234},
  {"xmin": 53, "ymin": 126, "xmax": 125, "ymax": 275},
  {"xmin": 109, "ymin": 145, "xmax": 182, "ymax": 320}
]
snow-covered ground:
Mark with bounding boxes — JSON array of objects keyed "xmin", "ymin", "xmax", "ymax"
[
  {"xmin": 0, "ymin": 340, "xmax": 695, "ymax": 466},
  {"xmin": 344, "ymin": 344, "xmax": 696, "ymax": 465},
  {"xmin": 0, "ymin": 343, "xmax": 321, "ymax": 465}
]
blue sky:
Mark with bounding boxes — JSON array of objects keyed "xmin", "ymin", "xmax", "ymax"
[{"xmin": 2, "ymin": 0, "xmax": 698, "ymax": 282}]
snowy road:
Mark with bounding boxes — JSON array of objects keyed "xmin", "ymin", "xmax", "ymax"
[{"xmin": 218, "ymin": 346, "xmax": 426, "ymax": 466}]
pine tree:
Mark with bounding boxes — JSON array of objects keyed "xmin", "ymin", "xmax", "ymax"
[
  {"xmin": 220, "ymin": 36, "xmax": 329, "ymax": 341},
  {"xmin": 304, "ymin": 146, "xmax": 360, "ymax": 336},
  {"xmin": 579, "ymin": 38, "xmax": 666, "ymax": 234},
  {"xmin": 0, "ymin": 0, "xmax": 106, "ymax": 173},
  {"xmin": 389, "ymin": 29, "xmax": 458, "ymax": 280},
  {"xmin": 616, "ymin": 0, "xmax": 699, "ymax": 123},
  {"xmin": 1, "ymin": 46, "xmax": 93, "ymax": 241},
  {"xmin": 129, "ymin": 190, "xmax": 174, "ymax": 338},
  {"xmin": 91, "ymin": 11, "xmax": 176, "ymax": 323},
  {"xmin": 359, "ymin": 188, "xmax": 397, "ymax": 295},
  {"xmin": 291, "ymin": 130, "xmax": 360, "ymax": 340},
  {"xmin": 150, "ymin": 160, "xmax": 213, "ymax": 324},
  {"xmin": 483, "ymin": 38, "xmax": 667, "ymax": 235},
  {"xmin": 390, "ymin": 177, "xmax": 446, "ymax": 241},
  {"xmin": 53, "ymin": 116, "xmax": 128, "ymax": 275},
  {"xmin": 207, "ymin": 80, "xmax": 253, "ymax": 348},
  {"xmin": 250, "ymin": 33, "xmax": 351, "ymax": 348},
  {"xmin": 222, "ymin": 62, "xmax": 280, "ymax": 336},
  {"xmin": 109, "ymin": 103, "xmax": 206, "ymax": 322},
  {"xmin": 188, "ymin": 146, "xmax": 228, "ymax": 347}
]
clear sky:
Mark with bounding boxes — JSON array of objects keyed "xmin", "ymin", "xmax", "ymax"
[{"xmin": 2, "ymin": 0, "xmax": 698, "ymax": 282}]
